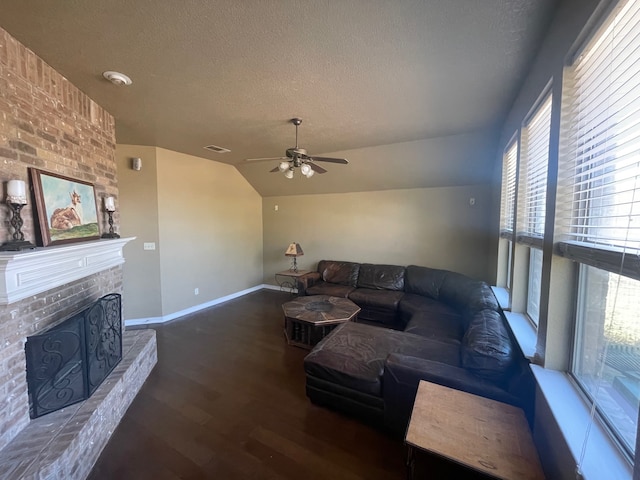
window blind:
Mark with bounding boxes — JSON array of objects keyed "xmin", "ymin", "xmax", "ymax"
[
  {"xmin": 500, "ymin": 140, "xmax": 518, "ymax": 238},
  {"xmin": 557, "ymin": 0, "xmax": 640, "ymax": 274},
  {"xmin": 517, "ymin": 93, "xmax": 552, "ymax": 249}
]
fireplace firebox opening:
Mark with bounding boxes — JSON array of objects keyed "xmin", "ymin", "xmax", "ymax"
[{"xmin": 25, "ymin": 293, "xmax": 122, "ymax": 419}]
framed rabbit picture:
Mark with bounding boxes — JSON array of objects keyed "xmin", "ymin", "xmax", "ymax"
[{"xmin": 29, "ymin": 168, "xmax": 100, "ymax": 246}]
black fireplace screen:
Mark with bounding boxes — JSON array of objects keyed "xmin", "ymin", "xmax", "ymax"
[{"xmin": 25, "ymin": 293, "xmax": 122, "ymax": 419}]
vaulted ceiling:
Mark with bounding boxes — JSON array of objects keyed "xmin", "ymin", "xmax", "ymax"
[{"xmin": 1, "ymin": 0, "xmax": 559, "ymax": 196}]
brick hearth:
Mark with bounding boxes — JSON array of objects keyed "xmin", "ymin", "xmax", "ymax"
[{"xmin": 0, "ymin": 329, "xmax": 156, "ymax": 479}]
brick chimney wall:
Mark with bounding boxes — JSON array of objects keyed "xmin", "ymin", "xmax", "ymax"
[{"xmin": 0, "ymin": 27, "xmax": 122, "ymax": 451}]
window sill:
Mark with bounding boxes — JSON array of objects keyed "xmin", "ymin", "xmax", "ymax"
[
  {"xmin": 491, "ymin": 285, "xmax": 510, "ymax": 309},
  {"xmin": 493, "ymin": 287, "xmax": 632, "ymax": 478},
  {"xmin": 531, "ymin": 365, "xmax": 632, "ymax": 480},
  {"xmin": 504, "ymin": 311, "xmax": 537, "ymax": 360},
  {"xmin": 491, "ymin": 286, "xmax": 537, "ymax": 360}
]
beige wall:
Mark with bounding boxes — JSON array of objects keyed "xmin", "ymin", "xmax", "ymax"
[
  {"xmin": 116, "ymin": 145, "xmax": 162, "ymax": 319},
  {"xmin": 116, "ymin": 146, "xmax": 263, "ymax": 320},
  {"xmin": 263, "ymin": 185, "xmax": 493, "ymax": 284},
  {"xmin": 155, "ymin": 148, "xmax": 263, "ymax": 316}
]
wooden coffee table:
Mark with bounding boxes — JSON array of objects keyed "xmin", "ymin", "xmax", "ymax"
[
  {"xmin": 405, "ymin": 381, "xmax": 544, "ymax": 479},
  {"xmin": 282, "ymin": 295, "xmax": 360, "ymax": 349}
]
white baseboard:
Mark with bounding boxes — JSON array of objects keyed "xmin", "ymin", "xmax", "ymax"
[
  {"xmin": 262, "ymin": 283, "xmax": 297, "ymax": 294},
  {"xmin": 262, "ymin": 283, "xmax": 281, "ymax": 292},
  {"xmin": 124, "ymin": 284, "xmax": 280, "ymax": 326}
]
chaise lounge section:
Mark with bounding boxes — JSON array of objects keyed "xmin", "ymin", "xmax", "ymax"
[{"xmin": 299, "ymin": 261, "xmax": 533, "ymax": 435}]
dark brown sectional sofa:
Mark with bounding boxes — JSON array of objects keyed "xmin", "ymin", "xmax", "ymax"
[{"xmin": 298, "ymin": 260, "xmax": 533, "ymax": 435}]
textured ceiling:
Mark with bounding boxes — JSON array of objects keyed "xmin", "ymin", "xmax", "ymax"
[{"xmin": 0, "ymin": 0, "xmax": 559, "ymax": 196}]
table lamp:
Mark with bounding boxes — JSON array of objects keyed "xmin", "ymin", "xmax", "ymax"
[{"xmin": 285, "ymin": 242, "xmax": 304, "ymax": 272}]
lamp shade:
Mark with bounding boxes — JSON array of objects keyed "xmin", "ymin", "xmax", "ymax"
[{"xmin": 285, "ymin": 242, "xmax": 304, "ymax": 257}]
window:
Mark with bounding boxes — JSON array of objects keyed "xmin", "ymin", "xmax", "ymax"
[
  {"xmin": 559, "ymin": 0, "xmax": 640, "ymax": 459},
  {"xmin": 500, "ymin": 140, "xmax": 519, "ymax": 238},
  {"xmin": 573, "ymin": 266, "xmax": 640, "ymax": 454},
  {"xmin": 527, "ymin": 248, "xmax": 543, "ymax": 324},
  {"xmin": 519, "ymin": 93, "xmax": 552, "ymax": 325},
  {"xmin": 499, "ymin": 140, "xmax": 519, "ymax": 290}
]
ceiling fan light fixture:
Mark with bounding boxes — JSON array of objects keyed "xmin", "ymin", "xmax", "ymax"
[
  {"xmin": 300, "ymin": 163, "xmax": 312, "ymax": 176},
  {"xmin": 278, "ymin": 161, "xmax": 290, "ymax": 172},
  {"xmin": 245, "ymin": 118, "xmax": 348, "ymax": 178}
]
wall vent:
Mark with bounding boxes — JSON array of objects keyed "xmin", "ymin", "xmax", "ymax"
[{"xmin": 203, "ymin": 144, "xmax": 231, "ymax": 153}]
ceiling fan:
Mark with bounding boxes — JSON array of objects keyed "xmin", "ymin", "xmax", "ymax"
[{"xmin": 245, "ymin": 118, "xmax": 348, "ymax": 178}]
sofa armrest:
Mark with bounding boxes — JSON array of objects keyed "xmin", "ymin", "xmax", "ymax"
[
  {"xmin": 382, "ymin": 353, "xmax": 520, "ymax": 436},
  {"xmin": 297, "ymin": 271, "xmax": 321, "ymax": 294}
]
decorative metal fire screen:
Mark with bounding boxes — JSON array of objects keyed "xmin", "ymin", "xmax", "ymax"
[{"xmin": 25, "ymin": 293, "xmax": 122, "ymax": 419}]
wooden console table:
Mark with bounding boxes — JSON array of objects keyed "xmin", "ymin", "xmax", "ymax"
[{"xmin": 405, "ymin": 381, "xmax": 544, "ymax": 479}]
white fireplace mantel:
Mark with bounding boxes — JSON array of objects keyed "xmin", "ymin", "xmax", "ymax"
[{"xmin": 0, "ymin": 237, "xmax": 134, "ymax": 305}]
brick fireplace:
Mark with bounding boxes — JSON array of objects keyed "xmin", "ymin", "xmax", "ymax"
[
  {"xmin": 0, "ymin": 27, "xmax": 156, "ymax": 479},
  {"xmin": 0, "ymin": 253, "xmax": 156, "ymax": 478}
]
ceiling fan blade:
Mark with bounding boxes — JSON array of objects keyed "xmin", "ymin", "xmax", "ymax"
[
  {"xmin": 244, "ymin": 156, "xmax": 287, "ymax": 163},
  {"xmin": 309, "ymin": 156, "xmax": 348, "ymax": 164},
  {"xmin": 269, "ymin": 166, "xmax": 280, "ymax": 173},
  {"xmin": 309, "ymin": 163, "xmax": 327, "ymax": 174}
]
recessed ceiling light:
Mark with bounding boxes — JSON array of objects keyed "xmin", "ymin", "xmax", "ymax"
[{"xmin": 102, "ymin": 71, "xmax": 132, "ymax": 86}]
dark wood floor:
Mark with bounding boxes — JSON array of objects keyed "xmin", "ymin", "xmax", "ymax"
[{"xmin": 87, "ymin": 290, "xmax": 406, "ymax": 479}]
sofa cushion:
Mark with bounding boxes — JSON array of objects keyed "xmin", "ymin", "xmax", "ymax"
[
  {"xmin": 355, "ymin": 306, "xmax": 400, "ymax": 327},
  {"xmin": 356, "ymin": 264, "xmax": 405, "ymax": 291},
  {"xmin": 398, "ymin": 293, "xmax": 460, "ymax": 320},
  {"xmin": 317, "ymin": 260, "xmax": 360, "ymax": 286},
  {"xmin": 348, "ymin": 288, "xmax": 404, "ymax": 310},
  {"xmin": 404, "ymin": 265, "xmax": 449, "ymax": 299},
  {"xmin": 461, "ymin": 309, "xmax": 514, "ymax": 383},
  {"xmin": 304, "ymin": 322, "xmax": 459, "ymax": 396},
  {"xmin": 464, "ymin": 283, "xmax": 500, "ymax": 316},
  {"xmin": 439, "ymin": 273, "xmax": 499, "ymax": 315},
  {"xmin": 306, "ymin": 282, "xmax": 355, "ymax": 298},
  {"xmin": 404, "ymin": 310, "xmax": 463, "ymax": 344}
]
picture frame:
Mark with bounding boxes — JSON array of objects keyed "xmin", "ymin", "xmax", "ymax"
[{"xmin": 29, "ymin": 168, "xmax": 101, "ymax": 246}]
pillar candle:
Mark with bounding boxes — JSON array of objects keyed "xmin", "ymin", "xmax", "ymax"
[
  {"xmin": 7, "ymin": 180, "xmax": 26, "ymax": 197},
  {"xmin": 104, "ymin": 196, "xmax": 116, "ymax": 211}
]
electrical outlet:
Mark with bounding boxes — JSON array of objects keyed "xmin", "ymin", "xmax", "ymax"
[{"xmin": 194, "ymin": 288, "xmax": 199, "ymax": 295}]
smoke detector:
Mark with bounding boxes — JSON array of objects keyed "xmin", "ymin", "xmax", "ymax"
[{"xmin": 102, "ymin": 71, "xmax": 132, "ymax": 86}]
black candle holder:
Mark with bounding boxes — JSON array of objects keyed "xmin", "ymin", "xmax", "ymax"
[
  {"xmin": 101, "ymin": 210, "xmax": 120, "ymax": 239},
  {"xmin": 1, "ymin": 202, "xmax": 36, "ymax": 251}
]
